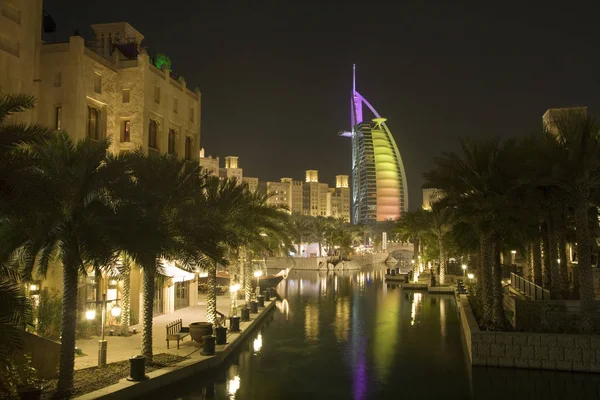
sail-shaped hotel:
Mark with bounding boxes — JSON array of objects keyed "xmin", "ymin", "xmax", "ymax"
[{"xmin": 340, "ymin": 66, "xmax": 409, "ymax": 223}]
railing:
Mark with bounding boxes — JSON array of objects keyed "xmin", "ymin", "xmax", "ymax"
[{"xmin": 510, "ymin": 272, "xmax": 551, "ymax": 300}]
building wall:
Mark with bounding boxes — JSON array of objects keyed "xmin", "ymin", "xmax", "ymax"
[
  {"xmin": 0, "ymin": 0, "xmax": 43, "ymax": 123},
  {"xmin": 38, "ymin": 29, "xmax": 200, "ymax": 159},
  {"xmin": 266, "ymin": 180, "xmax": 292, "ymax": 212},
  {"xmin": 242, "ymin": 176, "xmax": 259, "ymax": 193}
]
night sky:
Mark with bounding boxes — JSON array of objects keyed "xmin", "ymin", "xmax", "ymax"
[{"xmin": 45, "ymin": 0, "xmax": 600, "ymax": 210}]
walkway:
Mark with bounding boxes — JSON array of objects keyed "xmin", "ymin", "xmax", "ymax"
[{"xmin": 75, "ymin": 294, "xmax": 242, "ymax": 370}]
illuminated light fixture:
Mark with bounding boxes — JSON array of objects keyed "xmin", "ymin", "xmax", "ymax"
[
  {"xmin": 228, "ymin": 375, "xmax": 241, "ymax": 395},
  {"xmin": 557, "ymin": 259, "xmax": 561, "ymax": 264},
  {"xmin": 259, "ymin": 232, "xmax": 268, "ymax": 237},
  {"xmin": 230, "ymin": 283, "xmax": 241, "ymax": 293},
  {"xmin": 510, "ymin": 250, "xmax": 517, "ymax": 255},
  {"xmin": 109, "ymin": 280, "xmax": 117, "ymax": 286},
  {"xmin": 29, "ymin": 284, "xmax": 38, "ymax": 291},
  {"xmin": 111, "ymin": 305, "xmax": 122, "ymax": 317},
  {"xmin": 461, "ymin": 264, "xmax": 467, "ymax": 270},
  {"xmin": 198, "ymin": 272, "xmax": 208, "ymax": 278},
  {"xmin": 467, "ymin": 273, "xmax": 474, "ymax": 280},
  {"xmin": 411, "ymin": 260, "xmax": 415, "ymax": 264},
  {"xmin": 86, "ymin": 309, "xmax": 96, "ymax": 320},
  {"xmin": 253, "ymin": 333, "xmax": 263, "ymax": 352},
  {"xmin": 254, "ymin": 270, "xmax": 263, "ymax": 278}
]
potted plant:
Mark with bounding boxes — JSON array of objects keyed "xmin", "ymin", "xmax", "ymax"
[{"xmin": 189, "ymin": 322, "xmax": 213, "ymax": 343}]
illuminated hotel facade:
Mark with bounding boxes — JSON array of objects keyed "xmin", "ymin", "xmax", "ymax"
[{"xmin": 340, "ymin": 66, "xmax": 408, "ymax": 223}]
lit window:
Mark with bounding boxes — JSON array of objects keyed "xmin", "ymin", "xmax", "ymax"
[
  {"xmin": 121, "ymin": 120, "xmax": 130, "ymax": 142},
  {"xmin": 122, "ymin": 89, "xmax": 130, "ymax": 103},
  {"xmin": 93, "ymin": 73, "xmax": 101, "ymax": 93}
]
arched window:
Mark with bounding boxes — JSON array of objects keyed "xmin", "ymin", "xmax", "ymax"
[{"xmin": 168, "ymin": 129, "xmax": 176, "ymax": 155}]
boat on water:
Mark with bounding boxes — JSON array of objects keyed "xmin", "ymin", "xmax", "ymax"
[{"xmin": 385, "ymin": 274, "xmax": 408, "ymax": 282}]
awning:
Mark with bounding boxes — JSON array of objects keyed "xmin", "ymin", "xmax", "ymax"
[{"xmin": 161, "ymin": 259, "xmax": 195, "ymax": 282}]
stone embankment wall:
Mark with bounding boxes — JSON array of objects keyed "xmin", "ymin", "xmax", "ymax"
[
  {"xmin": 267, "ymin": 253, "xmax": 389, "ymax": 271},
  {"xmin": 458, "ymin": 295, "xmax": 600, "ymax": 372}
]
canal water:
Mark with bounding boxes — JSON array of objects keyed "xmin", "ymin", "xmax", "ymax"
[{"xmin": 163, "ymin": 266, "xmax": 600, "ymax": 400}]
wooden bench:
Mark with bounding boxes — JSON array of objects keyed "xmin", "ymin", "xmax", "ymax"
[{"xmin": 166, "ymin": 319, "xmax": 190, "ymax": 349}]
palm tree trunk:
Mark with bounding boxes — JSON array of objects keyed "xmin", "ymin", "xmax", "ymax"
[
  {"xmin": 318, "ymin": 241, "xmax": 322, "ymax": 257},
  {"xmin": 244, "ymin": 262, "xmax": 252, "ymax": 303},
  {"xmin": 480, "ymin": 231, "xmax": 494, "ymax": 326},
  {"xmin": 438, "ymin": 237, "xmax": 446, "ymax": 285},
  {"xmin": 574, "ymin": 198, "xmax": 595, "ymax": 333},
  {"xmin": 541, "ymin": 222, "xmax": 552, "ymax": 289},
  {"xmin": 141, "ymin": 265, "xmax": 155, "ymax": 363},
  {"xmin": 120, "ymin": 257, "xmax": 131, "ymax": 336},
  {"xmin": 557, "ymin": 210, "xmax": 569, "ymax": 294},
  {"xmin": 56, "ymin": 257, "xmax": 79, "ymax": 397},
  {"xmin": 531, "ymin": 230, "xmax": 543, "ymax": 286},
  {"xmin": 523, "ymin": 244, "xmax": 532, "ymax": 281},
  {"xmin": 547, "ymin": 213, "xmax": 561, "ymax": 299},
  {"xmin": 207, "ymin": 262, "xmax": 217, "ymax": 325},
  {"xmin": 492, "ymin": 242, "xmax": 508, "ymax": 329}
]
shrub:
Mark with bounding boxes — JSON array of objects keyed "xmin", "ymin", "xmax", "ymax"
[{"xmin": 35, "ymin": 289, "xmax": 62, "ymax": 340}]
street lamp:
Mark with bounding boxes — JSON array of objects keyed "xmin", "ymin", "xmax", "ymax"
[
  {"xmin": 254, "ymin": 270, "xmax": 263, "ymax": 296},
  {"xmin": 86, "ymin": 294, "xmax": 120, "ymax": 367},
  {"xmin": 461, "ymin": 264, "xmax": 467, "ymax": 277},
  {"xmin": 467, "ymin": 273, "xmax": 474, "ymax": 284}
]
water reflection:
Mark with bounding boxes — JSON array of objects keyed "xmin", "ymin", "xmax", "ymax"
[{"xmin": 165, "ymin": 265, "xmax": 600, "ymax": 400}]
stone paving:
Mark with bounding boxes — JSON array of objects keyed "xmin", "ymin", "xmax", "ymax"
[{"xmin": 74, "ymin": 294, "xmax": 242, "ymax": 370}]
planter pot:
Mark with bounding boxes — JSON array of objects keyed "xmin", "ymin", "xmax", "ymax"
[
  {"xmin": 189, "ymin": 322, "xmax": 213, "ymax": 343},
  {"xmin": 17, "ymin": 386, "xmax": 41, "ymax": 400}
]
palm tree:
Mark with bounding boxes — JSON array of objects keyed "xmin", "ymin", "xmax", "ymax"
[
  {"xmin": 544, "ymin": 112, "xmax": 600, "ymax": 331},
  {"xmin": 290, "ymin": 215, "xmax": 311, "ymax": 256},
  {"xmin": 421, "ymin": 204, "xmax": 454, "ymax": 285},
  {"xmin": 396, "ymin": 209, "xmax": 427, "ymax": 276},
  {"xmin": 424, "ymin": 137, "xmax": 521, "ymax": 329},
  {"xmin": 309, "ymin": 216, "xmax": 332, "ymax": 257},
  {"xmin": 119, "ymin": 151, "xmax": 220, "ymax": 362},
  {"xmin": 0, "ymin": 132, "xmax": 129, "ymax": 396}
]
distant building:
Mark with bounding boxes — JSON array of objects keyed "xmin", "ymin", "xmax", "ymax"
[
  {"xmin": 303, "ymin": 170, "xmax": 329, "ymax": 217},
  {"xmin": 199, "ymin": 148, "xmax": 219, "ymax": 176},
  {"xmin": 422, "ymin": 188, "xmax": 444, "ymax": 210},
  {"xmin": 266, "ymin": 178, "xmax": 292, "ymax": 212},
  {"xmin": 542, "ymin": 107, "xmax": 588, "ymax": 135},
  {"xmin": 265, "ymin": 171, "xmax": 348, "ymax": 218},
  {"xmin": 331, "ymin": 175, "xmax": 351, "ymax": 221},
  {"xmin": 339, "ymin": 66, "xmax": 408, "ymax": 223},
  {"xmin": 242, "ymin": 176, "xmax": 259, "ymax": 193}
]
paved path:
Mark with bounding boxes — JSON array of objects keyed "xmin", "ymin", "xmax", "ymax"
[{"xmin": 75, "ymin": 294, "xmax": 243, "ymax": 370}]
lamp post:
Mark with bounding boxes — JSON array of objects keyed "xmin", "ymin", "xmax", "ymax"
[
  {"xmin": 86, "ymin": 294, "xmax": 121, "ymax": 367},
  {"xmin": 467, "ymin": 273, "xmax": 474, "ymax": 285},
  {"xmin": 254, "ymin": 270, "xmax": 263, "ymax": 297},
  {"xmin": 461, "ymin": 264, "xmax": 467, "ymax": 277}
]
